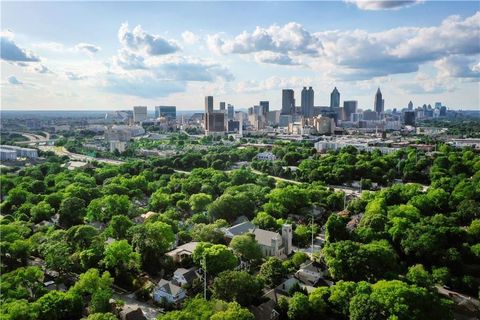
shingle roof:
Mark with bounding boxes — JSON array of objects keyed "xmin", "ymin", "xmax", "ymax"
[
  {"xmin": 225, "ymin": 221, "xmax": 255, "ymax": 237},
  {"xmin": 157, "ymin": 279, "xmax": 184, "ymax": 296},
  {"xmin": 251, "ymin": 228, "xmax": 282, "ymax": 247},
  {"xmin": 175, "ymin": 267, "xmax": 200, "ymax": 283}
]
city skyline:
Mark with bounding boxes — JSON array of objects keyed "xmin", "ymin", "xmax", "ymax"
[{"xmin": 1, "ymin": 1, "xmax": 479, "ymax": 110}]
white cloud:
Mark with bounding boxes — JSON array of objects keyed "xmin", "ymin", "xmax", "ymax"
[
  {"xmin": 434, "ymin": 55, "xmax": 480, "ymax": 79},
  {"xmin": 234, "ymin": 76, "xmax": 315, "ymax": 93},
  {"xmin": 209, "ymin": 11, "xmax": 480, "ymax": 82},
  {"xmin": 345, "ymin": 0, "xmax": 422, "ymax": 11},
  {"xmin": 65, "ymin": 71, "xmax": 87, "ymax": 81},
  {"xmin": 75, "ymin": 43, "xmax": 101, "ymax": 55},
  {"xmin": 1, "ymin": 30, "xmax": 40, "ymax": 62},
  {"xmin": 208, "ymin": 22, "xmax": 322, "ymax": 57},
  {"xmin": 32, "ymin": 64, "xmax": 52, "ymax": 74},
  {"xmin": 182, "ymin": 31, "xmax": 200, "ymax": 45},
  {"xmin": 254, "ymin": 51, "xmax": 298, "ymax": 65},
  {"xmin": 7, "ymin": 75, "xmax": 23, "ymax": 85},
  {"xmin": 33, "ymin": 42, "xmax": 65, "ymax": 53},
  {"xmin": 118, "ymin": 22, "xmax": 179, "ymax": 56}
]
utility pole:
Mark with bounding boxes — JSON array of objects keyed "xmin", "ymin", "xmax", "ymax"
[
  {"xmin": 203, "ymin": 255, "xmax": 207, "ymax": 300},
  {"xmin": 311, "ymin": 212, "xmax": 314, "ymax": 257}
]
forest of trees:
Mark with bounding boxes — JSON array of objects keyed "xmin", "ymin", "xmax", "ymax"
[{"xmin": 1, "ymin": 144, "xmax": 479, "ymax": 319}]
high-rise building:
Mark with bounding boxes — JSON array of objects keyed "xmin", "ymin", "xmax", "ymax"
[
  {"xmin": 404, "ymin": 110, "xmax": 416, "ymax": 126},
  {"xmin": 227, "ymin": 105, "xmax": 234, "ymax": 120},
  {"xmin": 133, "ymin": 106, "xmax": 148, "ymax": 123},
  {"xmin": 363, "ymin": 110, "xmax": 378, "ymax": 121},
  {"xmin": 155, "ymin": 106, "xmax": 176, "ymax": 120},
  {"xmin": 282, "ymin": 89, "xmax": 295, "ymax": 115},
  {"xmin": 343, "ymin": 100, "xmax": 357, "ymax": 121},
  {"xmin": 301, "ymin": 87, "xmax": 314, "ymax": 118},
  {"xmin": 374, "ymin": 88, "xmax": 384, "ymax": 115},
  {"xmin": 220, "ymin": 102, "xmax": 226, "ymax": 111},
  {"xmin": 205, "ymin": 96, "xmax": 214, "ymax": 113},
  {"xmin": 330, "ymin": 87, "xmax": 340, "ymax": 109},
  {"xmin": 440, "ymin": 106, "xmax": 447, "ymax": 117},
  {"xmin": 204, "ymin": 96, "xmax": 225, "ymax": 134},
  {"xmin": 259, "ymin": 101, "xmax": 269, "ymax": 115},
  {"xmin": 408, "ymin": 101, "xmax": 413, "ymax": 110}
]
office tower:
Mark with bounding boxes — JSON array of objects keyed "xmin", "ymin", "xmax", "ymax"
[
  {"xmin": 206, "ymin": 113, "xmax": 225, "ymax": 132},
  {"xmin": 301, "ymin": 86, "xmax": 314, "ymax": 118},
  {"xmin": 404, "ymin": 110, "xmax": 416, "ymax": 126},
  {"xmin": 205, "ymin": 96, "xmax": 214, "ymax": 113},
  {"xmin": 155, "ymin": 106, "xmax": 176, "ymax": 120},
  {"xmin": 259, "ymin": 101, "xmax": 269, "ymax": 115},
  {"xmin": 330, "ymin": 87, "xmax": 340, "ymax": 109},
  {"xmin": 227, "ymin": 105, "xmax": 234, "ymax": 120},
  {"xmin": 374, "ymin": 88, "xmax": 384, "ymax": 115},
  {"xmin": 220, "ymin": 102, "xmax": 226, "ymax": 111},
  {"xmin": 282, "ymin": 89, "xmax": 295, "ymax": 115},
  {"xmin": 363, "ymin": 110, "xmax": 378, "ymax": 121},
  {"xmin": 408, "ymin": 101, "xmax": 413, "ymax": 110},
  {"xmin": 343, "ymin": 100, "xmax": 357, "ymax": 121},
  {"xmin": 440, "ymin": 106, "xmax": 447, "ymax": 117},
  {"xmin": 133, "ymin": 106, "xmax": 147, "ymax": 123}
]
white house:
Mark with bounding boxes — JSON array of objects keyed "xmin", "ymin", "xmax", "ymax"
[
  {"xmin": 153, "ymin": 279, "xmax": 186, "ymax": 304},
  {"xmin": 172, "ymin": 267, "xmax": 200, "ymax": 286},
  {"xmin": 295, "ymin": 261, "xmax": 325, "ymax": 286},
  {"xmin": 256, "ymin": 152, "xmax": 277, "ymax": 161},
  {"xmin": 222, "ymin": 221, "xmax": 293, "ymax": 258}
]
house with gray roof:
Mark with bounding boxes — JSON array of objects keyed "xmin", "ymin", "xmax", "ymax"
[
  {"xmin": 153, "ymin": 279, "xmax": 186, "ymax": 304},
  {"xmin": 172, "ymin": 267, "xmax": 200, "ymax": 286},
  {"xmin": 222, "ymin": 221, "xmax": 293, "ymax": 258}
]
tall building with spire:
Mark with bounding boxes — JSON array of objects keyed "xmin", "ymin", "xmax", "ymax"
[
  {"xmin": 282, "ymin": 89, "xmax": 295, "ymax": 115},
  {"xmin": 301, "ymin": 86, "xmax": 314, "ymax": 118},
  {"xmin": 330, "ymin": 87, "xmax": 340, "ymax": 109},
  {"xmin": 408, "ymin": 101, "xmax": 413, "ymax": 110},
  {"xmin": 374, "ymin": 88, "xmax": 384, "ymax": 115}
]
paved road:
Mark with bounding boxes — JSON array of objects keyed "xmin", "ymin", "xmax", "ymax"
[
  {"xmin": 39, "ymin": 146, "xmax": 125, "ymax": 165},
  {"xmin": 174, "ymin": 167, "xmax": 360, "ymax": 196}
]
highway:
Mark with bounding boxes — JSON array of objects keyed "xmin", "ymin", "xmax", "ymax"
[{"xmin": 39, "ymin": 146, "xmax": 125, "ymax": 165}]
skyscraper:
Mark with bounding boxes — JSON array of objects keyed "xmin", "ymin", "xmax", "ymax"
[
  {"xmin": 205, "ymin": 96, "xmax": 214, "ymax": 113},
  {"xmin": 374, "ymin": 88, "xmax": 384, "ymax": 115},
  {"xmin": 219, "ymin": 102, "xmax": 226, "ymax": 111},
  {"xmin": 155, "ymin": 106, "xmax": 176, "ymax": 120},
  {"xmin": 330, "ymin": 87, "xmax": 340, "ymax": 109},
  {"xmin": 133, "ymin": 106, "xmax": 147, "ymax": 123},
  {"xmin": 343, "ymin": 101, "xmax": 358, "ymax": 121},
  {"xmin": 408, "ymin": 101, "xmax": 413, "ymax": 110},
  {"xmin": 205, "ymin": 96, "xmax": 214, "ymax": 131},
  {"xmin": 301, "ymin": 87, "xmax": 314, "ymax": 118},
  {"xmin": 259, "ymin": 101, "xmax": 269, "ymax": 115},
  {"xmin": 282, "ymin": 89, "xmax": 295, "ymax": 115},
  {"xmin": 227, "ymin": 104, "xmax": 234, "ymax": 120}
]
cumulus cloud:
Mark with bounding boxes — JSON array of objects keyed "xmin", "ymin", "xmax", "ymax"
[
  {"xmin": 1, "ymin": 31, "xmax": 40, "ymax": 62},
  {"xmin": 182, "ymin": 31, "xmax": 200, "ymax": 45},
  {"xmin": 105, "ymin": 23, "xmax": 234, "ymax": 99},
  {"xmin": 254, "ymin": 51, "xmax": 298, "ymax": 65},
  {"xmin": 118, "ymin": 23, "xmax": 179, "ymax": 56},
  {"xmin": 210, "ymin": 12, "xmax": 480, "ymax": 81},
  {"xmin": 112, "ymin": 49, "xmax": 147, "ymax": 70},
  {"xmin": 434, "ymin": 55, "xmax": 480, "ymax": 79},
  {"xmin": 65, "ymin": 71, "xmax": 87, "ymax": 81},
  {"xmin": 208, "ymin": 22, "xmax": 322, "ymax": 57},
  {"xmin": 345, "ymin": 0, "xmax": 422, "ymax": 11},
  {"xmin": 30, "ymin": 64, "xmax": 53, "ymax": 74},
  {"xmin": 75, "ymin": 43, "xmax": 101, "ymax": 55},
  {"xmin": 7, "ymin": 75, "xmax": 23, "ymax": 85}
]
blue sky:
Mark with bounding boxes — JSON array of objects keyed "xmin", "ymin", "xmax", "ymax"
[{"xmin": 1, "ymin": 1, "xmax": 479, "ymax": 110}]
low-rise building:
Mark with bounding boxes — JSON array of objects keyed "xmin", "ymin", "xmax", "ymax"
[
  {"xmin": 153, "ymin": 279, "xmax": 186, "ymax": 304},
  {"xmin": 165, "ymin": 242, "xmax": 199, "ymax": 263},
  {"xmin": 256, "ymin": 152, "xmax": 277, "ymax": 161},
  {"xmin": 172, "ymin": 267, "xmax": 201, "ymax": 286}
]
